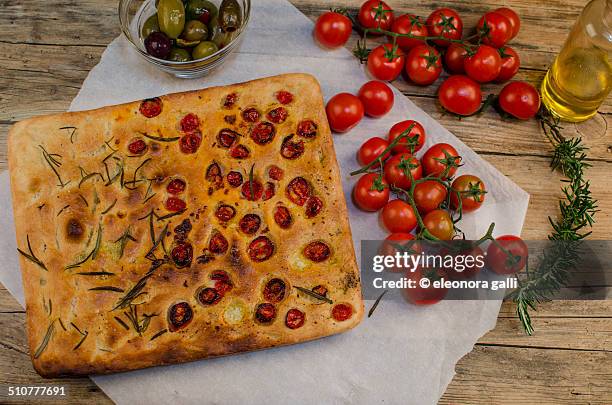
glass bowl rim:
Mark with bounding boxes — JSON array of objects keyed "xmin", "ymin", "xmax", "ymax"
[{"xmin": 118, "ymin": 0, "xmax": 251, "ymax": 66}]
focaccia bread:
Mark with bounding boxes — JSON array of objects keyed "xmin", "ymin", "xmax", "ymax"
[{"xmin": 8, "ymin": 73, "xmax": 363, "ymax": 377}]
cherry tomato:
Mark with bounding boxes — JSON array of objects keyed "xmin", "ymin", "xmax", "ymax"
[
  {"xmin": 444, "ymin": 43, "xmax": 467, "ymax": 74},
  {"xmin": 381, "ymin": 199, "xmax": 417, "ymax": 233},
  {"xmin": 464, "ymin": 45, "xmax": 502, "ymax": 83},
  {"xmin": 391, "ymin": 14, "xmax": 428, "ymax": 51},
  {"xmin": 413, "ymin": 180, "xmax": 448, "ymax": 214},
  {"xmin": 326, "ymin": 93, "xmax": 364, "ymax": 133},
  {"xmin": 422, "ymin": 209, "xmax": 454, "ymax": 240},
  {"xmin": 426, "ymin": 8, "xmax": 463, "ymax": 47},
  {"xmin": 486, "ymin": 235, "xmax": 528, "ymax": 274},
  {"xmin": 353, "ymin": 173, "xmax": 390, "ymax": 212},
  {"xmin": 358, "ymin": 80, "xmax": 395, "ymax": 118},
  {"xmin": 314, "ymin": 11, "xmax": 352, "ymax": 48},
  {"xmin": 445, "ymin": 245, "xmax": 484, "ymax": 280},
  {"xmin": 421, "ymin": 143, "xmax": 461, "ymax": 179},
  {"xmin": 384, "ymin": 153, "xmax": 422, "ymax": 189},
  {"xmin": 438, "ymin": 75, "xmax": 482, "ymax": 116},
  {"xmin": 495, "ymin": 46, "xmax": 520, "ymax": 83},
  {"xmin": 477, "ymin": 11, "xmax": 512, "ymax": 48},
  {"xmin": 495, "ymin": 7, "xmax": 521, "ymax": 39},
  {"xmin": 388, "ymin": 120, "xmax": 426, "ymax": 154},
  {"xmin": 367, "ymin": 44, "xmax": 405, "ymax": 81},
  {"xmin": 405, "ymin": 44, "xmax": 442, "ymax": 86},
  {"xmin": 358, "ymin": 137, "xmax": 391, "ymax": 167},
  {"xmin": 498, "ymin": 81, "xmax": 541, "ymax": 120},
  {"xmin": 450, "ymin": 174, "xmax": 486, "ymax": 212},
  {"xmin": 380, "ymin": 233, "xmax": 418, "ymax": 272},
  {"xmin": 403, "ymin": 267, "xmax": 448, "ymax": 305},
  {"xmin": 358, "ymin": 0, "xmax": 394, "ymax": 32}
]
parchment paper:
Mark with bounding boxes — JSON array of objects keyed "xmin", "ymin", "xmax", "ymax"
[{"xmin": 0, "ymin": 0, "xmax": 529, "ymax": 403}]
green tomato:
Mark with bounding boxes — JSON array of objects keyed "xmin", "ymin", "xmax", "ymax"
[
  {"xmin": 141, "ymin": 14, "xmax": 160, "ymax": 38},
  {"xmin": 192, "ymin": 41, "xmax": 219, "ymax": 59},
  {"xmin": 182, "ymin": 20, "xmax": 208, "ymax": 41},
  {"xmin": 169, "ymin": 48, "xmax": 192, "ymax": 62},
  {"xmin": 186, "ymin": 0, "xmax": 218, "ymax": 22},
  {"xmin": 158, "ymin": 0, "xmax": 186, "ymax": 39}
]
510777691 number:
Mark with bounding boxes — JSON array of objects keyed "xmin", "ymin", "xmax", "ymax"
[{"xmin": 6, "ymin": 386, "xmax": 66, "ymax": 397}]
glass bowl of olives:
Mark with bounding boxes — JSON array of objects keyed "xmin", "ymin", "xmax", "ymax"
[{"xmin": 119, "ymin": 0, "xmax": 250, "ymax": 78}]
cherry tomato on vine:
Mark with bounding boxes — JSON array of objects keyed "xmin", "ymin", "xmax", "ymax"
[
  {"xmin": 325, "ymin": 93, "xmax": 364, "ymax": 133},
  {"xmin": 495, "ymin": 46, "xmax": 520, "ymax": 83},
  {"xmin": 358, "ymin": 80, "xmax": 395, "ymax": 118},
  {"xmin": 422, "ymin": 209, "xmax": 454, "ymax": 240},
  {"xmin": 353, "ymin": 173, "xmax": 390, "ymax": 212},
  {"xmin": 438, "ymin": 75, "xmax": 482, "ymax": 116},
  {"xmin": 444, "ymin": 43, "xmax": 468, "ymax": 74},
  {"xmin": 405, "ymin": 44, "xmax": 442, "ymax": 86},
  {"xmin": 367, "ymin": 44, "xmax": 406, "ymax": 81},
  {"xmin": 357, "ymin": 137, "xmax": 391, "ymax": 167},
  {"xmin": 384, "ymin": 153, "xmax": 422, "ymax": 189},
  {"xmin": 421, "ymin": 143, "xmax": 461, "ymax": 179},
  {"xmin": 413, "ymin": 180, "xmax": 448, "ymax": 214},
  {"xmin": 486, "ymin": 235, "xmax": 528, "ymax": 274},
  {"xmin": 388, "ymin": 120, "xmax": 426, "ymax": 154},
  {"xmin": 381, "ymin": 199, "xmax": 417, "ymax": 233},
  {"xmin": 464, "ymin": 45, "xmax": 502, "ymax": 83},
  {"xmin": 445, "ymin": 245, "xmax": 484, "ymax": 280},
  {"xmin": 403, "ymin": 266, "xmax": 448, "ymax": 305},
  {"xmin": 495, "ymin": 7, "xmax": 521, "ymax": 39},
  {"xmin": 426, "ymin": 8, "xmax": 463, "ymax": 47},
  {"xmin": 390, "ymin": 14, "xmax": 428, "ymax": 51},
  {"xmin": 450, "ymin": 174, "xmax": 486, "ymax": 212},
  {"xmin": 358, "ymin": 0, "xmax": 394, "ymax": 32},
  {"xmin": 313, "ymin": 11, "xmax": 352, "ymax": 48},
  {"xmin": 380, "ymin": 233, "xmax": 419, "ymax": 272},
  {"xmin": 498, "ymin": 81, "xmax": 541, "ymax": 120},
  {"xmin": 477, "ymin": 11, "xmax": 512, "ymax": 48}
]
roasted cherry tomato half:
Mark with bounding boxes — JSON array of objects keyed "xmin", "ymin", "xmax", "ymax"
[
  {"xmin": 486, "ymin": 235, "xmax": 528, "ymax": 274},
  {"xmin": 353, "ymin": 173, "xmax": 390, "ymax": 212}
]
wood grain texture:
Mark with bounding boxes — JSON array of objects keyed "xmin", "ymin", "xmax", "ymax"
[{"xmin": 0, "ymin": 0, "xmax": 611, "ymax": 404}]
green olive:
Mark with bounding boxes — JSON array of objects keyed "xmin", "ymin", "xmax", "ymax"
[
  {"xmin": 192, "ymin": 41, "xmax": 218, "ymax": 59},
  {"xmin": 176, "ymin": 37, "xmax": 200, "ymax": 48},
  {"xmin": 158, "ymin": 0, "xmax": 186, "ymax": 39},
  {"xmin": 218, "ymin": 0, "xmax": 241, "ymax": 33},
  {"xmin": 186, "ymin": 0, "xmax": 218, "ymax": 22},
  {"xmin": 182, "ymin": 20, "xmax": 208, "ymax": 41},
  {"xmin": 142, "ymin": 14, "xmax": 160, "ymax": 38},
  {"xmin": 209, "ymin": 15, "xmax": 238, "ymax": 49},
  {"xmin": 169, "ymin": 48, "xmax": 192, "ymax": 62}
]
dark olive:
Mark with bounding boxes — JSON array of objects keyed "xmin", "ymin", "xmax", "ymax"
[
  {"xmin": 186, "ymin": 0, "xmax": 218, "ymax": 24},
  {"xmin": 158, "ymin": 0, "xmax": 186, "ymax": 39},
  {"xmin": 145, "ymin": 31, "xmax": 172, "ymax": 59},
  {"xmin": 142, "ymin": 14, "xmax": 160, "ymax": 38},
  {"xmin": 192, "ymin": 41, "xmax": 218, "ymax": 59},
  {"xmin": 219, "ymin": 0, "xmax": 241, "ymax": 33},
  {"xmin": 209, "ymin": 15, "xmax": 238, "ymax": 49},
  {"xmin": 169, "ymin": 47, "xmax": 192, "ymax": 61},
  {"xmin": 183, "ymin": 20, "xmax": 208, "ymax": 41}
]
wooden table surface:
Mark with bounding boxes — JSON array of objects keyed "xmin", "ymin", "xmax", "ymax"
[{"xmin": 0, "ymin": 0, "xmax": 611, "ymax": 403}]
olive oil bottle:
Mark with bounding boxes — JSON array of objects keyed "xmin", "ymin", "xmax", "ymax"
[{"xmin": 541, "ymin": 0, "xmax": 612, "ymax": 122}]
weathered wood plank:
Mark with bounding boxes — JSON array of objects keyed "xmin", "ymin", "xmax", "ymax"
[{"xmin": 440, "ymin": 345, "xmax": 612, "ymax": 404}]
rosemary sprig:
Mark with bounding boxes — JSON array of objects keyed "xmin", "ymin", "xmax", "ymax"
[
  {"xmin": 39, "ymin": 145, "xmax": 69, "ymax": 188},
  {"xmin": 17, "ymin": 235, "xmax": 47, "ymax": 271},
  {"xmin": 368, "ymin": 290, "xmax": 388, "ymax": 318},
  {"xmin": 89, "ymin": 286, "xmax": 125, "ymax": 293},
  {"xmin": 60, "ymin": 126, "xmax": 77, "ymax": 143},
  {"xmin": 65, "ymin": 223, "xmax": 103, "ymax": 270},
  {"xmin": 294, "ymin": 286, "xmax": 333, "ymax": 304},
  {"xmin": 71, "ymin": 322, "xmax": 88, "ymax": 351},
  {"xmin": 150, "ymin": 328, "xmax": 168, "ymax": 341},
  {"xmin": 511, "ymin": 107, "xmax": 598, "ymax": 335},
  {"xmin": 114, "ymin": 226, "xmax": 137, "ymax": 259},
  {"xmin": 123, "ymin": 304, "xmax": 158, "ymax": 336},
  {"xmin": 113, "ymin": 259, "xmax": 166, "ymax": 310},
  {"xmin": 140, "ymin": 131, "xmax": 180, "ymax": 142},
  {"xmin": 33, "ymin": 320, "xmax": 55, "ymax": 359}
]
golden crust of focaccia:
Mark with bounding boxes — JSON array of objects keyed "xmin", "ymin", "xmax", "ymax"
[{"xmin": 8, "ymin": 73, "xmax": 363, "ymax": 377}]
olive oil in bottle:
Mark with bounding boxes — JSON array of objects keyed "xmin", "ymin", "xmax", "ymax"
[{"xmin": 541, "ymin": 0, "xmax": 612, "ymax": 122}]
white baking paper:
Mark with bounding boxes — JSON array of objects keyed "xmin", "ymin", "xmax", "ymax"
[{"xmin": 0, "ymin": 0, "xmax": 529, "ymax": 403}]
